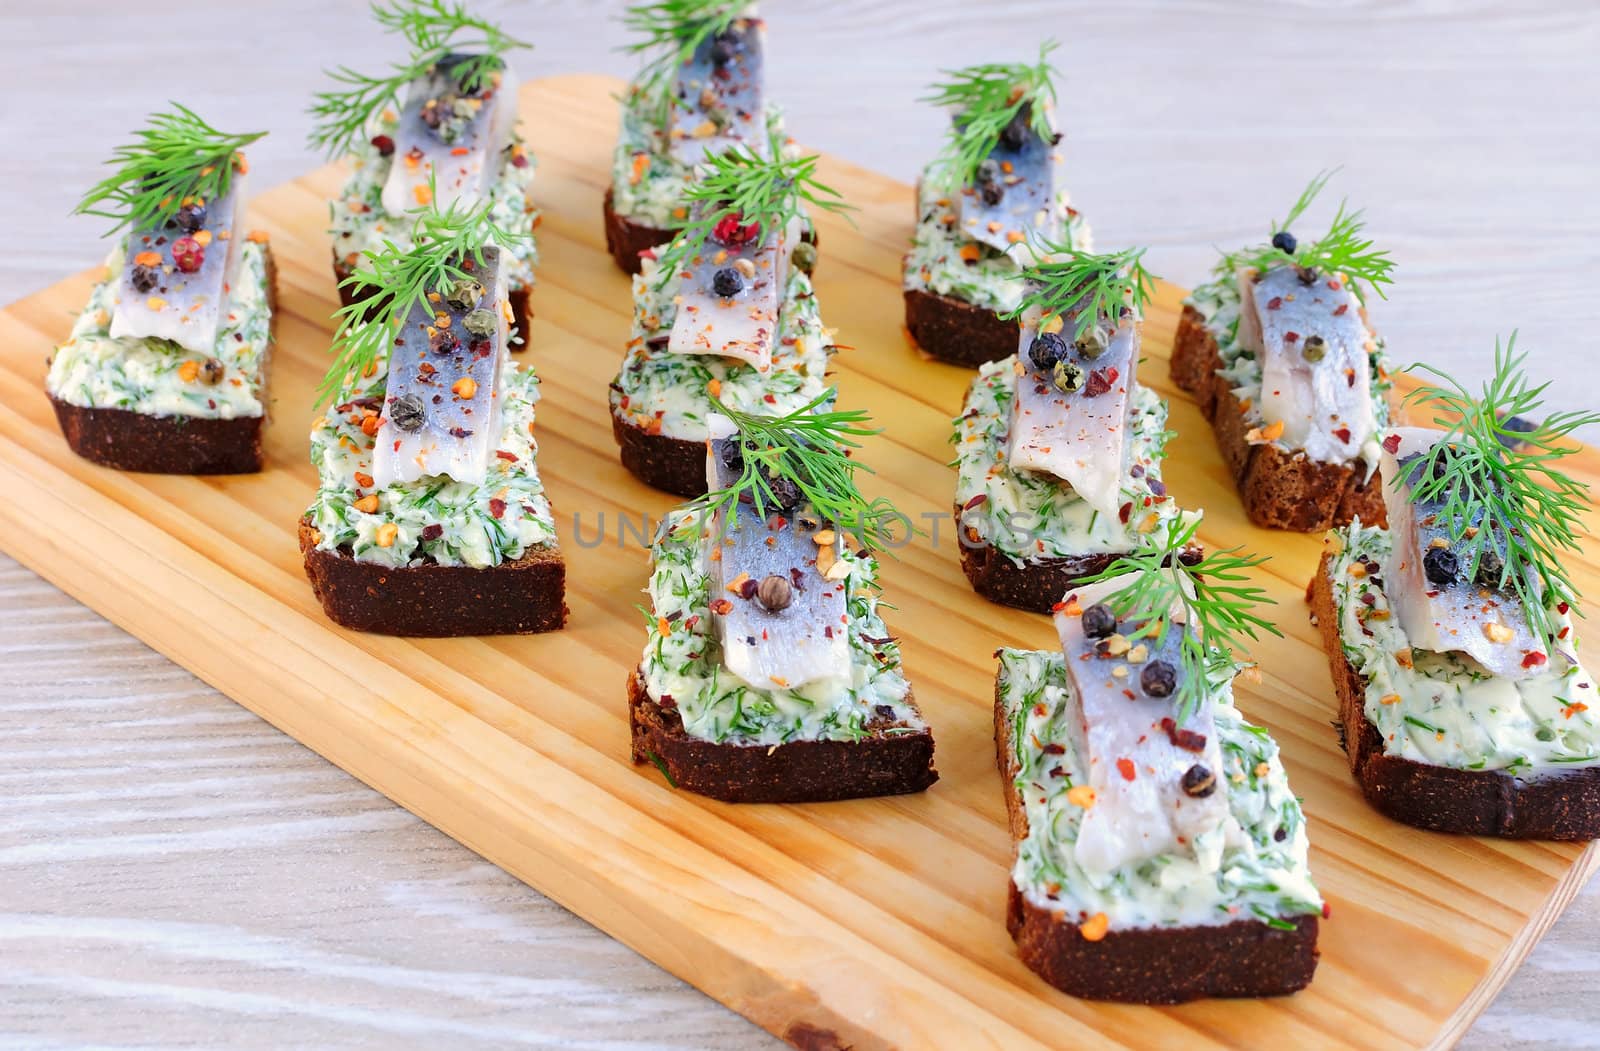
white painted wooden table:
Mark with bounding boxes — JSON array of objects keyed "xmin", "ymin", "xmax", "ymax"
[{"xmin": 3, "ymin": 3, "xmax": 1597, "ymax": 1047}]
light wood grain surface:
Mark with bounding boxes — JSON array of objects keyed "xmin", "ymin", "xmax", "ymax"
[{"xmin": 3, "ymin": 3, "xmax": 1597, "ymax": 1048}]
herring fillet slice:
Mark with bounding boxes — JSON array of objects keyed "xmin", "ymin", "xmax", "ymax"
[
  {"xmin": 668, "ymin": 16, "xmax": 767, "ymax": 167},
  {"xmin": 109, "ymin": 178, "xmax": 246, "ymax": 355},
  {"xmin": 666, "ymin": 216, "xmax": 795, "ymax": 371},
  {"xmin": 372, "ymin": 245, "xmax": 509, "ymax": 487},
  {"xmin": 1006, "ymin": 313, "xmax": 1138, "ymax": 519},
  {"xmin": 1377, "ymin": 426, "xmax": 1551, "ymax": 679},
  {"xmin": 1238, "ymin": 264, "xmax": 1376, "ymax": 463},
  {"xmin": 703, "ymin": 414, "xmax": 850, "ymax": 692},
  {"xmin": 957, "ymin": 113, "xmax": 1061, "ymax": 254},
  {"xmin": 380, "ymin": 55, "xmax": 519, "ymax": 217},
  {"xmin": 1052, "ymin": 575, "xmax": 1230, "ymax": 875}
]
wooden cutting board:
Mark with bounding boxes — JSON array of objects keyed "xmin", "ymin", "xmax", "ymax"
[{"xmin": 2, "ymin": 74, "xmax": 1595, "ymax": 1051}]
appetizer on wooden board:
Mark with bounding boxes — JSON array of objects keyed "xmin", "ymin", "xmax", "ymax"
[
  {"xmin": 904, "ymin": 41, "xmax": 1091, "ymax": 368},
  {"xmin": 1310, "ymin": 342, "xmax": 1600, "ymax": 838},
  {"xmin": 610, "ymin": 138, "xmax": 847, "ymax": 496},
  {"xmin": 953, "ymin": 245, "xmax": 1199, "ymax": 611},
  {"xmin": 300, "ymin": 192, "xmax": 566, "ymax": 637},
  {"xmin": 308, "ymin": 0, "xmax": 539, "ymax": 347},
  {"xmin": 995, "ymin": 528, "xmax": 1321, "ymax": 1002},
  {"xmin": 1171, "ymin": 172, "xmax": 1397, "ymax": 531},
  {"xmin": 630, "ymin": 397, "xmax": 937, "ymax": 802},
  {"xmin": 47, "ymin": 106, "xmax": 276, "ymax": 474},
  {"xmin": 606, "ymin": 1, "xmax": 809, "ymax": 275}
]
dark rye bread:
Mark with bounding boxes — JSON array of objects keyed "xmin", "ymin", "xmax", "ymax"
[
  {"xmin": 298, "ymin": 517, "xmax": 567, "ymax": 637},
  {"xmin": 957, "ymin": 511, "xmax": 1203, "ymax": 613},
  {"xmin": 50, "ymin": 244, "xmax": 279, "ymax": 475},
  {"xmin": 1170, "ymin": 304, "xmax": 1387, "ymax": 532},
  {"xmin": 611, "ymin": 404, "xmax": 708, "ymax": 498},
  {"xmin": 629, "ymin": 669, "xmax": 938, "ymax": 803},
  {"xmin": 603, "ymin": 187, "xmax": 674, "ymax": 276},
  {"xmin": 903, "ymin": 288, "xmax": 1019, "ymax": 368},
  {"xmin": 993, "ymin": 677, "xmax": 1319, "ymax": 1002},
  {"xmin": 333, "ymin": 249, "xmax": 532, "ymax": 353},
  {"xmin": 1308, "ymin": 551, "xmax": 1600, "ymax": 839}
]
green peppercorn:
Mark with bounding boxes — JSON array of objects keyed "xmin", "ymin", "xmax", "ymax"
[
  {"xmin": 463, "ymin": 308, "xmax": 498, "ymax": 337},
  {"xmin": 1302, "ymin": 334, "xmax": 1328, "ymax": 364},
  {"xmin": 1051, "ymin": 359, "xmax": 1084, "ymax": 394},
  {"xmin": 1074, "ymin": 324, "xmax": 1110, "ymax": 360},
  {"xmin": 444, "ymin": 278, "xmax": 483, "ymax": 311},
  {"xmin": 791, "ymin": 240, "xmax": 817, "ymax": 275}
]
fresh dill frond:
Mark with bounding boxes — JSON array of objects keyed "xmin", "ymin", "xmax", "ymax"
[
  {"xmin": 922, "ymin": 39, "xmax": 1059, "ymax": 189},
  {"xmin": 316, "ymin": 180, "xmax": 527, "ymax": 406},
  {"xmin": 1002, "ymin": 243, "xmax": 1154, "ymax": 341},
  {"xmin": 74, "ymin": 104, "xmax": 265, "ymax": 236},
  {"xmin": 1402, "ymin": 334, "xmax": 1600, "ymax": 649},
  {"xmin": 1217, "ymin": 169, "xmax": 1396, "ymax": 300},
  {"xmin": 1086, "ymin": 518, "xmax": 1283, "ymax": 726},
  {"xmin": 308, "ymin": 0, "xmax": 530, "ymax": 160},
  {"xmin": 652, "ymin": 131, "xmax": 853, "ymax": 286},
  {"xmin": 621, "ymin": 0, "xmax": 745, "ymax": 120},
  {"xmin": 691, "ymin": 392, "xmax": 910, "ymax": 552}
]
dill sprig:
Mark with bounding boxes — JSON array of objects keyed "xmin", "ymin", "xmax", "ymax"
[
  {"xmin": 1218, "ymin": 169, "xmax": 1396, "ymax": 300},
  {"xmin": 1086, "ymin": 518, "xmax": 1283, "ymax": 726},
  {"xmin": 74, "ymin": 104, "xmax": 265, "ymax": 236},
  {"xmin": 308, "ymin": 0, "xmax": 530, "ymax": 160},
  {"xmin": 923, "ymin": 40, "xmax": 1059, "ymax": 189},
  {"xmin": 1401, "ymin": 334, "xmax": 1600, "ymax": 649},
  {"xmin": 652, "ymin": 131, "xmax": 853, "ymax": 286},
  {"xmin": 1002, "ymin": 244, "xmax": 1154, "ymax": 341},
  {"xmin": 691, "ymin": 392, "xmax": 910, "ymax": 552},
  {"xmin": 621, "ymin": 0, "xmax": 746, "ymax": 120},
  {"xmin": 316, "ymin": 182, "xmax": 527, "ymax": 406}
]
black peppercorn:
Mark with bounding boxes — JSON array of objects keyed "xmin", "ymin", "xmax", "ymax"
[
  {"xmin": 199, "ymin": 357, "xmax": 225, "ymax": 385},
  {"xmin": 429, "ymin": 328, "xmax": 460, "ymax": 355},
  {"xmin": 1271, "ymin": 230, "xmax": 1297, "ymax": 254},
  {"xmin": 764, "ymin": 472, "xmax": 802, "ymax": 511},
  {"xmin": 709, "ymin": 31, "xmax": 738, "ymax": 66},
  {"xmin": 1028, "ymin": 331, "xmax": 1068, "ymax": 371},
  {"xmin": 174, "ymin": 201, "xmax": 207, "ymax": 233},
  {"xmin": 1080, "ymin": 603, "xmax": 1116, "ymax": 639},
  {"xmin": 1422, "ymin": 545, "xmax": 1459, "ymax": 586},
  {"xmin": 130, "ymin": 263, "xmax": 161, "ymax": 294},
  {"xmin": 980, "ymin": 181, "xmax": 1005, "ymax": 206},
  {"xmin": 712, "ymin": 267, "xmax": 744, "ymax": 297},
  {"xmin": 391, "ymin": 393, "xmax": 428, "ymax": 433},
  {"xmin": 999, "ymin": 104, "xmax": 1031, "ymax": 151},
  {"xmin": 1181, "ymin": 763, "xmax": 1216, "ymax": 798},
  {"xmin": 1475, "ymin": 549, "xmax": 1505, "ymax": 588},
  {"xmin": 1141, "ymin": 660, "xmax": 1177, "ymax": 698}
]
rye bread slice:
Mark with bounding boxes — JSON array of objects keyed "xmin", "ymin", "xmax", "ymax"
[
  {"xmin": 603, "ymin": 187, "xmax": 675, "ymax": 276},
  {"xmin": 993, "ymin": 676, "xmax": 1320, "ymax": 1002},
  {"xmin": 1170, "ymin": 304, "xmax": 1387, "ymax": 532},
  {"xmin": 298, "ymin": 517, "xmax": 567, "ymax": 637},
  {"xmin": 333, "ymin": 248, "xmax": 532, "ymax": 354},
  {"xmin": 611, "ymin": 403, "xmax": 709, "ymax": 498},
  {"xmin": 1308, "ymin": 551, "xmax": 1600, "ymax": 839},
  {"xmin": 628, "ymin": 669, "xmax": 938, "ymax": 803},
  {"xmin": 49, "ymin": 244, "xmax": 278, "ymax": 475},
  {"xmin": 957, "ymin": 515, "xmax": 1203, "ymax": 614},
  {"xmin": 904, "ymin": 287, "xmax": 1019, "ymax": 368}
]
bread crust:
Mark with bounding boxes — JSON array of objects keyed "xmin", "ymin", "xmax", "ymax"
[
  {"xmin": 903, "ymin": 287, "xmax": 1019, "ymax": 368},
  {"xmin": 957, "ymin": 511, "xmax": 1203, "ymax": 613},
  {"xmin": 333, "ymin": 248, "xmax": 532, "ymax": 354},
  {"xmin": 610, "ymin": 404, "xmax": 709, "ymax": 497},
  {"xmin": 1309, "ymin": 551, "xmax": 1600, "ymax": 839},
  {"xmin": 993, "ymin": 668, "xmax": 1319, "ymax": 1002},
  {"xmin": 49, "ymin": 244, "xmax": 278, "ymax": 475},
  {"xmin": 298, "ymin": 517, "xmax": 567, "ymax": 637},
  {"xmin": 628, "ymin": 669, "xmax": 938, "ymax": 803},
  {"xmin": 603, "ymin": 187, "xmax": 675, "ymax": 276},
  {"xmin": 1170, "ymin": 304, "xmax": 1387, "ymax": 532}
]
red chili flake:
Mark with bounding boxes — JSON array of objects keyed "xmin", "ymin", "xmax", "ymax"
[
  {"xmin": 1382, "ymin": 433, "xmax": 1402, "ymax": 454},
  {"xmin": 371, "ymin": 134, "xmax": 395, "ymax": 157},
  {"xmin": 1159, "ymin": 717, "xmax": 1208, "ymax": 753},
  {"xmin": 738, "ymin": 577, "xmax": 759, "ymax": 600},
  {"xmin": 1042, "ymin": 742, "xmax": 1066, "ymax": 755},
  {"xmin": 684, "ymin": 615, "xmax": 700, "ymax": 629},
  {"xmin": 1118, "ymin": 502, "xmax": 1132, "ymax": 524},
  {"xmin": 1322, "ymin": 902, "xmax": 1332, "ymax": 919},
  {"xmin": 1522, "ymin": 651, "xmax": 1548, "ymax": 669},
  {"xmin": 1559, "ymin": 602, "xmax": 1571, "ymax": 614},
  {"xmin": 489, "ymin": 498, "xmax": 506, "ymax": 519},
  {"xmin": 1266, "ymin": 297, "xmax": 1283, "ymax": 311},
  {"xmin": 1334, "ymin": 426, "xmax": 1352, "ymax": 444},
  {"xmin": 710, "ymin": 598, "xmax": 733, "ymax": 615},
  {"xmin": 712, "ymin": 213, "xmax": 759, "ymax": 245},
  {"xmin": 762, "ymin": 393, "xmax": 777, "ymax": 404},
  {"xmin": 1084, "ymin": 366, "xmax": 1119, "ymax": 398},
  {"xmin": 1283, "ymin": 331, "xmax": 1300, "ymax": 344},
  {"xmin": 421, "ymin": 524, "xmax": 444, "ymax": 541},
  {"xmin": 824, "ymin": 624, "xmax": 834, "ymax": 638},
  {"xmin": 963, "ymin": 493, "xmax": 988, "ymax": 511},
  {"xmin": 511, "ymin": 153, "xmax": 528, "ymax": 168},
  {"xmin": 1116, "ymin": 758, "xmax": 1137, "ymax": 781},
  {"xmin": 1333, "ymin": 303, "xmax": 1349, "ymax": 316},
  {"xmin": 496, "ymin": 450, "xmax": 518, "ymax": 462}
]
